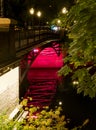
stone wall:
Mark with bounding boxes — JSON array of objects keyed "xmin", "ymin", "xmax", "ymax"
[{"xmin": 0, "ymin": 67, "xmax": 19, "ymax": 115}]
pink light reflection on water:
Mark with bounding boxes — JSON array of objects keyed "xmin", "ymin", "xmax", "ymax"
[
  {"xmin": 31, "ymin": 47, "xmax": 63, "ymax": 68},
  {"xmin": 26, "ymin": 47, "xmax": 63, "ymax": 108}
]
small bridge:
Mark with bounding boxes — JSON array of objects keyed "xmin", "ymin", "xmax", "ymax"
[
  {"xmin": 0, "ymin": 24, "xmax": 64, "ymax": 119},
  {"xmin": 0, "ymin": 26, "xmax": 61, "ymax": 76}
]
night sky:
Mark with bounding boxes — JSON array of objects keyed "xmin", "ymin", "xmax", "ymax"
[
  {"xmin": 27, "ymin": 0, "xmax": 75, "ymax": 21},
  {"xmin": 3, "ymin": 0, "xmax": 75, "ymax": 24}
]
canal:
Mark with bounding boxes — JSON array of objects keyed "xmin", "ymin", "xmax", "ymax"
[{"xmin": 24, "ymin": 47, "xmax": 96, "ymax": 130}]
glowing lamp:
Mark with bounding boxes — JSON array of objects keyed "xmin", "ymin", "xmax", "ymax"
[
  {"xmin": 73, "ymin": 80, "xmax": 79, "ymax": 85},
  {"xmin": 59, "ymin": 101, "xmax": 62, "ymax": 105},
  {"xmin": 33, "ymin": 48, "xmax": 39, "ymax": 53}
]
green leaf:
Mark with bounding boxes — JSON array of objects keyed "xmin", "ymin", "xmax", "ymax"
[{"xmin": 58, "ymin": 65, "xmax": 72, "ymax": 76}]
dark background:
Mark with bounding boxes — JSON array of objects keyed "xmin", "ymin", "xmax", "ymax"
[{"xmin": 3, "ymin": 0, "xmax": 75, "ymax": 25}]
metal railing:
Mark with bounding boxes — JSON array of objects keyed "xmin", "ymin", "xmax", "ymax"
[
  {"xmin": 0, "ymin": 26, "xmax": 60, "ymax": 74},
  {"xmin": 14, "ymin": 26, "xmax": 59, "ymax": 52}
]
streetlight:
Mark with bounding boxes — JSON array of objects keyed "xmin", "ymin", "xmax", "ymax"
[
  {"xmin": 46, "ymin": 21, "xmax": 49, "ymax": 25},
  {"xmin": 37, "ymin": 11, "xmax": 41, "ymax": 17},
  {"xmin": 62, "ymin": 7, "xmax": 68, "ymax": 14},
  {"xmin": 57, "ymin": 19, "xmax": 61, "ymax": 24},
  {"xmin": 57, "ymin": 19, "xmax": 61, "ymax": 30},
  {"xmin": 29, "ymin": 8, "xmax": 34, "ymax": 15},
  {"xmin": 29, "ymin": 8, "xmax": 34, "ymax": 28},
  {"xmin": 37, "ymin": 11, "xmax": 42, "ymax": 26}
]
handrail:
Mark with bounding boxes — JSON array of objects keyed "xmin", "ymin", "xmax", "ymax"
[
  {"xmin": 14, "ymin": 26, "xmax": 59, "ymax": 52},
  {"xmin": 0, "ymin": 26, "xmax": 60, "ymax": 68}
]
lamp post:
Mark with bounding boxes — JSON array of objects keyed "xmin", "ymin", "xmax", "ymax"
[
  {"xmin": 57, "ymin": 19, "xmax": 61, "ymax": 24},
  {"xmin": 29, "ymin": 8, "xmax": 34, "ymax": 28},
  {"xmin": 37, "ymin": 11, "xmax": 42, "ymax": 26},
  {"xmin": 0, "ymin": 0, "xmax": 3, "ymax": 17}
]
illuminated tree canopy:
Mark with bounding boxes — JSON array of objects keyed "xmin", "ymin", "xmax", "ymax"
[{"xmin": 59, "ymin": 0, "xmax": 96, "ymax": 98}]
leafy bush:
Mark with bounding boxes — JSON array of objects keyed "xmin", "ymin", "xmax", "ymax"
[
  {"xmin": 0, "ymin": 98, "xmax": 68, "ymax": 130},
  {"xmin": 0, "ymin": 98, "xmax": 90, "ymax": 130}
]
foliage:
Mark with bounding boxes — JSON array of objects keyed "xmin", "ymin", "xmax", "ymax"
[
  {"xmin": 0, "ymin": 113, "xmax": 21, "ymax": 130},
  {"xmin": 0, "ymin": 98, "xmax": 90, "ymax": 129},
  {"xmin": 58, "ymin": 0, "xmax": 96, "ymax": 98},
  {"xmin": 0, "ymin": 98, "xmax": 68, "ymax": 130},
  {"xmin": 19, "ymin": 98, "xmax": 68, "ymax": 130}
]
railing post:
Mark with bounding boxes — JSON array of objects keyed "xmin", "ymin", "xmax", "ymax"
[
  {"xmin": 0, "ymin": 0, "xmax": 3, "ymax": 17},
  {"xmin": 18, "ymin": 30, "xmax": 21, "ymax": 49},
  {"xmin": 33, "ymin": 27, "xmax": 35, "ymax": 42},
  {"xmin": 26, "ymin": 29, "xmax": 29, "ymax": 45}
]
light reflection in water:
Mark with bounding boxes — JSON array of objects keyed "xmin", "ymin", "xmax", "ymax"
[{"xmin": 24, "ymin": 47, "xmax": 63, "ymax": 108}]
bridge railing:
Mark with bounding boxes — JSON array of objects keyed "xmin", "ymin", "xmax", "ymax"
[
  {"xmin": 0, "ymin": 26, "xmax": 60, "ymax": 66},
  {"xmin": 15, "ymin": 26, "xmax": 59, "ymax": 52}
]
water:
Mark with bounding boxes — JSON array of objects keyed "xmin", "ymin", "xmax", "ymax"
[
  {"xmin": 25, "ymin": 68, "xmax": 59, "ymax": 107},
  {"xmin": 24, "ymin": 67, "xmax": 96, "ymax": 130},
  {"xmin": 23, "ymin": 47, "xmax": 96, "ymax": 129}
]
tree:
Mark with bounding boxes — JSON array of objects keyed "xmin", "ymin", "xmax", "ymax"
[{"xmin": 58, "ymin": 0, "xmax": 96, "ymax": 98}]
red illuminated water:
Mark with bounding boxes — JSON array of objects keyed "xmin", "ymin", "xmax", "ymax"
[
  {"xmin": 23, "ymin": 46, "xmax": 96, "ymax": 129},
  {"xmin": 25, "ymin": 47, "xmax": 63, "ymax": 107}
]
